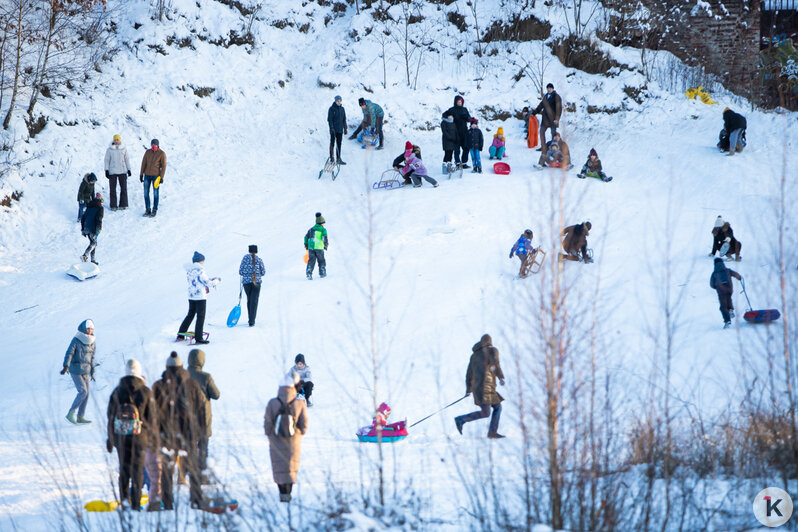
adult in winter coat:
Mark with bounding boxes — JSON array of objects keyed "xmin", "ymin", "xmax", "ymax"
[
  {"xmin": 77, "ymin": 172, "xmax": 97, "ymax": 221},
  {"xmin": 187, "ymin": 348, "xmax": 220, "ymax": 473},
  {"xmin": 238, "ymin": 244, "xmax": 266, "ymax": 326},
  {"xmin": 264, "ymin": 372, "xmax": 309, "ymax": 502},
  {"xmin": 393, "ymin": 141, "xmax": 422, "ymax": 185},
  {"xmin": 290, "ymin": 354, "xmax": 314, "ymax": 406},
  {"xmin": 139, "ymin": 139, "xmax": 166, "ymax": 217},
  {"xmin": 350, "ymin": 98, "xmax": 384, "ymax": 149},
  {"xmin": 465, "ymin": 118, "xmax": 484, "ymax": 173},
  {"xmin": 561, "ymin": 221, "xmax": 592, "ymax": 263},
  {"xmin": 327, "ymin": 96, "xmax": 348, "ymax": 164},
  {"xmin": 106, "ymin": 359, "xmax": 159, "ymax": 511},
  {"xmin": 710, "ymin": 216, "xmax": 742, "ymax": 261},
  {"xmin": 305, "ymin": 212, "xmax": 328, "ymax": 280},
  {"xmin": 441, "ymin": 114, "xmax": 460, "ymax": 171},
  {"xmin": 454, "ymin": 334, "xmax": 506, "ymax": 439},
  {"xmin": 538, "ymin": 132, "xmax": 570, "ymax": 167},
  {"xmin": 104, "ymin": 134, "xmax": 132, "ymax": 210},
  {"xmin": 709, "ymin": 258, "xmax": 742, "ymax": 328},
  {"xmin": 721, "ymin": 108, "xmax": 746, "ymax": 156},
  {"xmin": 80, "ymin": 193, "xmax": 104, "ymax": 264},
  {"xmin": 61, "ymin": 319, "xmax": 97, "ymax": 424},
  {"xmin": 533, "ymin": 83, "xmax": 563, "ymax": 149},
  {"xmin": 177, "ymin": 251, "xmax": 220, "ymax": 344},
  {"xmin": 441, "ymin": 95, "xmax": 472, "ymax": 166},
  {"xmin": 152, "ymin": 352, "xmax": 207, "ymax": 509}
]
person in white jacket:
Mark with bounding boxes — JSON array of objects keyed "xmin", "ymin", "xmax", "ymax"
[
  {"xmin": 177, "ymin": 251, "xmax": 220, "ymax": 344},
  {"xmin": 104, "ymin": 134, "xmax": 132, "ymax": 210}
]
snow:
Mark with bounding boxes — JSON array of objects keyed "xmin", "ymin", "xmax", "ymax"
[{"xmin": 0, "ymin": 0, "xmax": 797, "ymax": 530}]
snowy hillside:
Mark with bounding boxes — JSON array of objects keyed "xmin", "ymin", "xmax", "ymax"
[{"xmin": 1, "ymin": 0, "xmax": 797, "ymax": 530}]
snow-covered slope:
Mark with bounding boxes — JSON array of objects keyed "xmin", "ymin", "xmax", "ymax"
[{"xmin": 0, "ymin": 0, "xmax": 796, "ymax": 529}]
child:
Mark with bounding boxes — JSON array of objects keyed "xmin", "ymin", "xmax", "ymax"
[
  {"xmin": 509, "ymin": 229, "xmax": 536, "ymax": 275},
  {"xmin": 356, "ymin": 402, "xmax": 408, "ymax": 441},
  {"xmin": 577, "ymin": 148, "xmax": 610, "ymax": 182},
  {"xmin": 305, "ymin": 212, "xmax": 329, "ymax": 280},
  {"xmin": 710, "ymin": 216, "xmax": 742, "ymax": 261},
  {"xmin": 466, "ymin": 118, "xmax": 484, "ymax": 173},
  {"xmin": 488, "ymin": 128, "xmax": 506, "ymax": 160},
  {"xmin": 401, "ymin": 149, "xmax": 439, "ymax": 188},
  {"xmin": 441, "ymin": 114, "xmax": 459, "ymax": 173},
  {"xmin": 540, "ymin": 141, "xmax": 564, "ymax": 167},
  {"xmin": 80, "ymin": 193, "xmax": 104, "ymax": 264},
  {"xmin": 77, "ymin": 172, "xmax": 97, "ymax": 221},
  {"xmin": 521, "ymin": 107, "xmax": 530, "ymax": 137},
  {"xmin": 291, "ymin": 354, "xmax": 314, "ymax": 407}
]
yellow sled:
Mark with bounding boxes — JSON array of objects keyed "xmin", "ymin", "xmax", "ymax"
[{"xmin": 84, "ymin": 495, "xmax": 148, "ymax": 512}]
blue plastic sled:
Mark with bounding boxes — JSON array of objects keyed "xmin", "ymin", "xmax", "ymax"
[
  {"xmin": 358, "ymin": 127, "xmax": 379, "ymax": 148},
  {"xmin": 227, "ymin": 285, "xmax": 242, "ymax": 327}
]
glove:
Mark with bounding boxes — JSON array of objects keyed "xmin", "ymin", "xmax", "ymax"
[
  {"xmin": 344, "ymin": 129, "xmax": 348, "ymax": 135},
  {"xmin": 105, "ymin": 170, "xmax": 110, "ymax": 178},
  {"xmin": 60, "ymin": 366, "xmax": 68, "ymax": 375},
  {"xmin": 106, "ymin": 439, "xmax": 114, "ymax": 453},
  {"xmin": 509, "ymin": 251, "xmax": 513, "ymax": 258},
  {"xmin": 500, "ymin": 379, "xmax": 505, "ymax": 386},
  {"xmin": 127, "ymin": 170, "xmax": 131, "ymax": 177},
  {"xmin": 140, "ymin": 175, "xmax": 143, "ymax": 183},
  {"xmin": 159, "ymin": 177, "xmax": 164, "ymax": 184}
]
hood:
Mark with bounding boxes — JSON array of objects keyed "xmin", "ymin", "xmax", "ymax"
[
  {"xmin": 713, "ymin": 259, "xmax": 727, "ymax": 273},
  {"xmin": 87, "ymin": 198, "xmax": 102, "ymax": 208},
  {"xmin": 481, "ymin": 334, "xmax": 492, "ymax": 347},
  {"xmin": 454, "ymin": 95, "xmax": 464, "ymax": 106},
  {"xmin": 722, "ymin": 109, "xmax": 732, "ymax": 120},
  {"xmin": 119, "ymin": 375, "xmax": 145, "ymax": 392},
  {"xmin": 185, "ymin": 262, "xmax": 204, "ymax": 272},
  {"xmin": 77, "ymin": 319, "xmax": 94, "ymax": 333},
  {"xmin": 277, "ymin": 385, "xmax": 298, "ymax": 403},
  {"xmin": 188, "ymin": 348, "xmax": 205, "ymax": 369}
]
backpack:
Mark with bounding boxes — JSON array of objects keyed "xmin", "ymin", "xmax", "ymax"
[
  {"xmin": 273, "ymin": 398, "xmax": 296, "ymax": 438},
  {"xmin": 114, "ymin": 403, "xmax": 142, "ymax": 436}
]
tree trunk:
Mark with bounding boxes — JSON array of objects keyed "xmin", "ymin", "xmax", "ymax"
[
  {"xmin": 2, "ymin": 1, "xmax": 23, "ymax": 130},
  {"xmin": 28, "ymin": 3, "xmax": 56, "ymax": 119}
]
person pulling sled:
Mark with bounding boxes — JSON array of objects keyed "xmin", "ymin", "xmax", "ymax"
[
  {"xmin": 454, "ymin": 334, "xmax": 506, "ymax": 439},
  {"xmin": 709, "ymin": 257, "xmax": 741, "ymax": 329}
]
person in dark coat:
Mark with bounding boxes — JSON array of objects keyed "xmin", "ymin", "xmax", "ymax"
[
  {"xmin": 441, "ymin": 95, "xmax": 472, "ymax": 166},
  {"xmin": 441, "ymin": 114, "xmax": 460, "ymax": 173},
  {"xmin": 465, "ymin": 118, "xmax": 484, "ymax": 173},
  {"xmin": 152, "ymin": 352, "xmax": 207, "ymax": 509},
  {"xmin": 709, "ymin": 216, "xmax": 742, "ymax": 261},
  {"xmin": 80, "ymin": 192, "xmax": 104, "ymax": 265},
  {"xmin": 106, "ymin": 359, "xmax": 159, "ymax": 511},
  {"xmin": 238, "ymin": 245, "xmax": 266, "ymax": 326},
  {"xmin": 709, "ymin": 257, "xmax": 742, "ymax": 328},
  {"xmin": 561, "ymin": 221, "xmax": 592, "ymax": 263},
  {"xmin": 720, "ymin": 107, "xmax": 746, "ymax": 155},
  {"xmin": 393, "ymin": 141, "xmax": 422, "ymax": 184},
  {"xmin": 327, "ymin": 96, "xmax": 348, "ymax": 164},
  {"xmin": 454, "ymin": 334, "xmax": 506, "ymax": 439},
  {"xmin": 77, "ymin": 172, "xmax": 97, "ymax": 221},
  {"xmin": 533, "ymin": 83, "xmax": 563, "ymax": 150},
  {"xmin": 187, "ymin": 348, "xmax": 220, "ymax": 474}
]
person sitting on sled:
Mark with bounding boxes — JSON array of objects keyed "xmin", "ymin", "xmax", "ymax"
[
  {"xmin": 393, "ymin": 141, "xmax": 422, "ymax": 185},
  {"xmin": 577, "ymin": 148, "xmax": 610, "ymax": 181},
  {"xmin": 509, "ymin": 229, "xmax": 536, "ymax": 273},
  {"xmin": 539, "ymin": 140, "xmax": 564, "ymax": 167}
]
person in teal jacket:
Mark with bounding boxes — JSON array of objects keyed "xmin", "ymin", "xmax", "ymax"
[
  {"xmin": 304, "ymin": 212, "xmax": 328, "ymax": 280},
  {"xmin": 349, "ymin": 98, "xmax": 384, "ymax": 149}
]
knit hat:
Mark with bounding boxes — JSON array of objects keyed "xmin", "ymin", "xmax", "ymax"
[
  {"xmin": 714, "ymin": 257, "xmax": 724, "ymax": 264},
  {"xmin": 86, "ymin": 172, "xmax": 97, "ymax": 182},
  {"xmin": 125, "ymin": 359, "xmax": 143, "ymax": 378},
  {"xmin": 546, "ymin": 83, "xmax": 554, "ymax": 89},
  {"xmin": 334, "ymin": 95, "xmax": 342, "ymax": 102},
  {"xmin": 358, "ymin": 97, "xmax": 366, "ymax": 106},
  {"xmin": 497, "ymin": 127, "xmax": 504, "ymax": 136},
  {"xmin": 589, "ymin": 148, "xmax": 598, "ymax": 158},
  {"xmin": 295, "ymin": 353, "xmax": 306, "ymax": 365},
  {"xmin": 714, "ymin": 216, "xmax": 724, "ymax": 228},
  {"xmin": 723, "ymin": 107, "xmax": 730, "ymax": 113},
  {"xmin": 405, "ymin": 141, "xmax": 413, "ymax": 151},
  {"xmin": 192, "ymin": 251, "xmax": 205, "ymax": 263},
  {"xmin": 249, "ymin": 244, "xmax": 258, "ymax": 253},
  {"xmin": 377, "ymin": 402, "xmax": 391, "ymax": 415},
  {"xmin": 315, "ymin": 212, "xmax": 325, "ymax": 224},
  {"xmin": 481, "ymin": 333, "xmax": 492, "ymax": 346},
  {"xmin": 584, "ymin": 221, "xmax": 592, "ymax": 230},
  {"xmin": 150, "ymin": 138, "xmax": 159, "ymax": 147},
  {"xmin": 524, "ymin": 229, "xmax": 533, "ymax": 237},
  {"xmin": 166, "ymin": 351, "xmax": 182, "ymax": 367},
  {"xmin": 470, "ymin": 117, "xmax": 478, "ymax": 124},
  {"xmin": 95, "ymin": 192, "xmax": 103, "ymax": 202},
  {"xmin": 113, "ymin": 134, "xmax": 121, "ymax": 142}
]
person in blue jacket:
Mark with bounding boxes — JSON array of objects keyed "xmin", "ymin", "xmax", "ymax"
[
  {"xmin": 509, "ymin": 229, "xmax": 536, "ymax": 274},
  {"xmin": 61, "ymin": 319, "xmax": 97, "ymax": 424}
]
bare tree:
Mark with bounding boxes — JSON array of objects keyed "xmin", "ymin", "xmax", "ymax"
[
  {"xmin": 388, "ymin": 0, "xmax": 434, "ymax": 90},
  {"xmin": 2, "ymin": 0, "xmax": 27, "ymax": 130}
]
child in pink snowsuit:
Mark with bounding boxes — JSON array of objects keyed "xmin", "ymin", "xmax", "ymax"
[{"xmin": 489, "ymin": 128, "xmax": 506, "ymax": 160}]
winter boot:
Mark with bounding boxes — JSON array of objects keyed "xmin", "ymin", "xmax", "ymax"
[
  {"xmin": 729, "ymin": 309, "xmax": 735, "ymax": 319},
  {"xmin": 150, "ymin": 210, "xmax": 157, "ymax": 218},
  {"xmin": 577, "ymin": 173, "xmax": 586, "ymax": 179},
  {"xmin": 81, "ymin": 255, "xmax": 88, "ymax": 262},
  {"xmin": 338, "ymin": 159, "xmax": 346, "ymax": 165},
  {"xmin": 319, "ymin": 267, "xmax": 326, "ymax": 278},
  {"xmin": 441, "ymin": 162, "xmax": 447, "ymax": 175},
  {"xmin": 461, "ymin": 163, "xmax": 469, "ymax": 169},
  {"xmin": 348, "ymin": 133, "xmax": 357, "ymax": 140},
  {"xmin": 455, "ymin": 417, "xmax": 464, "ymax": 435},
  {"xmin": 76, "ymin": 416, "xmax": 92, "ymax": 424},
  {"xmin": 279, "ymin": 493, "xmax": 291, "ymax": 503},
  {"xmin": 65, "ymin": 410, "xmax": 77, "ymax": 424},
  {"xmin": 306, "ymin": 271, "xmax": 312, "ymax": 280},
  {"xmin": 195, "ymin": 338, "xmax": 210, "ymax": 345},
  {"xmin": 376, "ymin": 145, "xmax": 384, "ymax": 151},
  {"xmin": 91, "ymin": 259, "xmax": 99, "ymax": 265},
  {"xmin": 143, "ymin": 209, "xmax": 151, "ymax": 217},
  {"xmin": 723, "ymin": 321, "xmax": 731, "ymax": 329},
  {"xmin": 487, "ymin": 432, "xmax": 506, "ymax": 439}
]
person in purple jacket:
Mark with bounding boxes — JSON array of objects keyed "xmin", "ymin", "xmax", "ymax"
[{"xmin": 400, "ymin": 149, "xmax": 439, "ymax": 188}]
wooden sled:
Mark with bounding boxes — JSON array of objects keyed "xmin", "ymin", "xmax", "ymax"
[{"xmin": 519, "ymin": 248, "xmax": 546, "ymax": 278}]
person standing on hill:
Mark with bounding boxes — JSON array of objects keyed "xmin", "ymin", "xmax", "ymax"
[
  {"xmin": 104, "ymin": 134, "xmax": 132, "ymax": 210},
  {"xmin": 441, "ymin": 113, "xmax": 460, "ymax": 173},
  {"xmin": 304, "ymin": 212, "xmax": 328, "ymax": 280},
  {"xmin": 106, "ymin": 359, "xmax": 158, "ymax": 511},
  {"xmin": 80, "ymin": 193, "xmax": 104, "ymax": 265},
  {"xmin": 61, "ymin": 319, "xmax": 97, "ymax": 424},
  {"xmin": 238, "ymin": 245, "xmax": 266, "ymax": 327},
  {"xmin": 187, "ymin": 348, "xmax": 220, "ymax": 476},
  {"xmin": 441, "ymin": 95, "xmax": 472, "ymax": 167},
  {"xmin": 327, "ymin": 96, "xmax": 348, "ymax": 164},
  {"xmin": 465, "ymin": 118, "xmax": 484, "ymax": 174},
  {"xmin": 533, "ymin": 83, "xmax": 562, "ymax": 150},
  {"xmin": 140, "ymin": 139, "xmax": 166, "ymax": 217},
  {"xmin": 177, "ymin": 251, "xmax": 220, "ymax": 344},
  {"xmin": 709, "ymin": 257, "xmax": 742, "ymax": 329},
  {"xmin": 454, "ymin": 334, "xmax": 506, "ymax": 439}
]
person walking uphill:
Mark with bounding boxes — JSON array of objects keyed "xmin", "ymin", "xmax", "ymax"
[
  {"xmin": 264, "ymin": 372, "xmax": 309, "ymax": 503},
  {"xmin": 710, "ymin": 257, "xmax": 742, "ymax": 329},
  {"xmin": 61, "ymin": 319, "xmax": 97, "ymax": 424},
  {"xmin": 441, "ymin": 95, "xmax": 472, "ymax": 167},
  {"xmin": 80, "ymin": 193, "xmax": 104, "ymax": 265},
  {"xmin": 77, "ymin": 172, "xmax": 97, "ymax": 222},
  {"xmin": 106, "ymin": 359, "xmax": 159, "ymax": 511},
  {"xmin": 187, "ymin": 348, "xmax": 220, "ymax": 475},
  {"xmin": 177, "ymin": 251, "xmax": 220, "ymax": 344},
  {"xmin": 304, "ymin": 212, "xmax": 328, "ymax": 280},
  {"xmin": 327, "ymin": 96, "xmax": 347, "ymax": 164},
  {"xmin": 104, "ymin": 134, "xmax": 132, "ymax": 210},
  {"xmin": 454, "ymin": 334, "xmax": 506, "ymax": 439},
  {"xmin": 140, "ymin": 139, "xmax": 166, "ymax": 217},
  {"xmin": 533, "ymin": 83, "xmax": 562, "ymax": 150},
  {"xmin": 153, "ymin": 352, "xmax": 207, "ymax": 509},
  {"xmin": 239, "ymin": 245, "xmax": 266, "ymax": 327}
]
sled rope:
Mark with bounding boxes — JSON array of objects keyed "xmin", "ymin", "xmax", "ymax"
[{"xmin": 409, "ymin": 395, "xmax": 468, "ymax": 428}]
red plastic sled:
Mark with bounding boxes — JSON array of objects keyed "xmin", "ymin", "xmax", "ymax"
[{"xmin": 493, "ymin": 162, "xmax": 511, "ymax": 175}]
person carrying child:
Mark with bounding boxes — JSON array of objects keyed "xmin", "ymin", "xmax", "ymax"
[
  {"xmin": 577, "ymin": 148, "xmax": 611, "ymax": 182},
  {"xmin": 488, "ymin": 128, "xmax": 506, "ymax": 160},
  {"xmin": 466, "ymin": 118, "xmax": 484, "ymax": 173},
  {"xmin": 290, "ymin": 354, "xmax": 314, "ymax": 407}
]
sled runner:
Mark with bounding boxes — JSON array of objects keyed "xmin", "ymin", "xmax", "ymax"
[
  {"xmin": 372, "ymin": 169, "xmax": 404, "ymax": 190},
  {"xmin": 520, "ymin": 248, "xmax": 546, "ymax": 278},
  {"xmin": 177, "ymin": 331, "xmax": 210, "ymax": 344},
  {"xmin": 493, "ymin": 162, "xmax": 511, "ymax": 175},
  {"xmin": 318, "ymin": 157, "xmax": 341, "ymax": 181},
  {"xmin": 66, "ymin": 262, "xmax": 100, "ymax": 281},
  {"xmin": 356, "ymin": 420, "xmax": 408, "ymax": 443},
  {"xmin": 740, "ymin": 278, "xmax": 781, "ymax": 324},
  {"xmin": 445, "ymin": 162, "xmax": 464, "ymax": 179}
]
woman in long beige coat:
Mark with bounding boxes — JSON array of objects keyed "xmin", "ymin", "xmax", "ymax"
[{"xmin": 264, "ymin": 372, "xmax": 308, "ymax": 502}]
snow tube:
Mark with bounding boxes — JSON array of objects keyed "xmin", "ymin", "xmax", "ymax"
[
  {"xmin": 744, "ymin": 309, "xmax": 781, "ymax": 323},
  {"xmin": 493, "ymin": 162, "xmax": 511, "ymax": 175},
  {"xmin": 356, "ymin": 421, "xmax": 408, "ymax": 443},
  {"xmin": 66, "ymin": 262, "xmax": 100, "ymax": 281}
]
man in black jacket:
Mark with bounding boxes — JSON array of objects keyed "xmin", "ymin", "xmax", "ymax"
[
  {"xmin": 327, "ymin": 96, "xmax": 347, "ymax": 164},
  {"xmin": 533, "ymin": 83, "xmax": 563, "ymax": 150},
  {"xmin": 106, "ymin": 359, "xmax": 159, "ymax": 511},
  {"xmin": 441, "ymin": 95, "xmax": 472, "ymax": 167},
  {"xmin": 80, "ymin": 193, "xmax": 104, "ymax": 265},
  {"xmin": 721, "ymin": 108, "xmax": 746, "ymax": 156}
]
